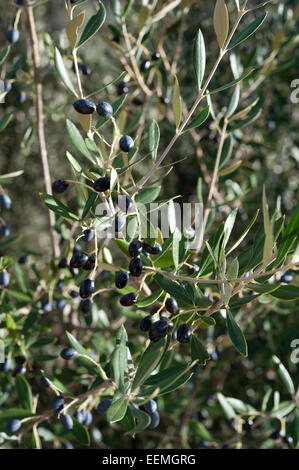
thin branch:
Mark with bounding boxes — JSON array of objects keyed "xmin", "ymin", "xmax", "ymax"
[
  {"xmin": 25, "ymin": 6, "xmax": 60, "ymax": 260},
  {"xmin": 131, "ymin": 4, "xmax": 248, "ymax": 196}
]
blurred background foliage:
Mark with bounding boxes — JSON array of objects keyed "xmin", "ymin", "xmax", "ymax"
[{"xmin": 0, "ymin": 0, "xmax": 298, "ymax": 449}]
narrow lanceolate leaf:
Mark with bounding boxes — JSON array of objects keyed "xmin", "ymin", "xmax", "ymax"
[
  {"xmin": 148, "ymin": 119, "xmax": 160, "ymax": 161},
  {"xmin": 226, "ymin": 85, "xmax": 240, "ymax": 118},
  {"xmin": 66, "ymin": 119, "xmax": 94, "ymax": 162},
  {"xmin": 272, "ymin": 356, "xmax": 295, "ymax": 396},
  {"xmin": 15, "ymin": 375, "xmax": 33, "ymax": 412},
  {"xmin": 77, "ymin": 2, "xmax": 106, "ymax": 48},
  {"xmin": 228, "ymin": 12, "xmax": 268, "ymax": 50},
  {"xmin": 213, "ymin": 0, "xmax": 229, "ymax": 50},
  {"xmin": 0, "ymin": 113, "xmax": 13, "ymax": 133},
  {"xmin": 184, "ymin": 106, "xmax": 210, "ymax": 132},
  {"xmin": 71, "ymin": 418, "xmax": 90, "ymax": 446},
  {"xmin": 66, "ymin": 331, "xmax": 89, "ymax": 356},
  {"xmin": 125, "ymin": 407, "xmax": 151, "ymax": 435},
  {"xmin": 275, "ymin": 205, "xmax": 299, "ymax": 267},
  {"xmin": 262, "ymin": 186, "xmax": 274, "ymax": 269},
  {"xmin": 66, "ymin": 11, "xmax": 85, "ymax": 50},
  {"xmin": 207, "ymin": 68, "xmax": 255, "ymax": 95},
  {"xmin": 217, "ymin": 392, "xmax": 236, "ymax": 419},
  {"xmin": 172, "ymin": 228, "xmax": 181, "ymax": 269},
  {"xmin": 0, "ymin": 46, "xmax": 9, "ymax": 66},
  {"xmin": 193, "ymin": 29, "xmax": 206, "ymax": 90},
  {"xmin": 173, "ymin": 76, "xmax": 182, "ymax": 131},
  {"xmin": 226, "ymin": 310, "xmax": 248, "ymax": 357},
  {"xmin": 40, "ymin": 193, "xmax": 80, "ymax": 222},
  {"xmin": 191, "ymin": 336, "xmax": 210, "ymax": 365},
  {"xmin": 107, "ymin": 397, "xmax": 128, "ymax": 423},
  {"xmin": 132, "ymin": 338, "xmax": 166, "ymax": 392},
  {"xmin": 54, "ymin": 48, "xmax": 77, "ymax": 97},
  {"xmin": 111, "ymin": 326, "xmax": 128, "ymax": 393},
  {"xmin": 224, "ymin": 257, "xmax": 239, "ymax": 302},
  {"xmin": 66, "ymin": 151, "xmax": 82, "ymax": 173}
]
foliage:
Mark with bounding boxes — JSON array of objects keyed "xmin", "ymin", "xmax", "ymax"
[{"xmin": 0, "ymin": 0, "xmax": 298, "ymax": 450}]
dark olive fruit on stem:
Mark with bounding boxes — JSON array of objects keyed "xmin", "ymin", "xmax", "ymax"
[
  {"xmin": 52, "ymin": 178, "xmax": 69, "ymax": 194},
  {"xmin": 0, "ymin": 194, "xmax": 12, "ymax": 210},
  {"xmin": 0, "ymin": 271, "xmax": 10, "ymax": 287},
  {"xmin": 160, "ymin": 96, "xmax": 169, "ymax": 105},
  {"xmin": 60, "ymin": 413, "xmax": 73, "ymax": 430},
  {"xmin": 17, "ymin": 91, "xmax": 26, "ymax": 103},
  {"xmin": 73, "ymin": 244, "xmax": 82, "ymax": 254},
  {"xmin": 73, "ymin": 98, "xmax": 96, "ymax": 115},
  {"xmin": 60, "ymin": 348, "xmax": 78, "ymax": 360},
  {"xmin": 140, "ymin": 59, "xmax": 151, "ymax": 72},
  {"xmin": 165, "ymin": 297, "xmax": 178, "ymax": 314},
  {"xmin": 70, "ymin": 267, "xmax": 79, "ymax": 277},
  {"xmin": 13, "ymin": 365, "xmax": 26, "ymax": 376},
  {"xmin": 0, "ymin": 224, "xmax": 11, "ymax": 237},
  {"xmin": 83, "ymin": 412, "xmax": 93, "ymax": 427},
  {"xmin": 41, "ymin": 300, "xmax": 52, "ymax": 312},
  {"xmin": 129, "ymin": 258, "xmax": 143, "ymax": 277},
  {"xmin": 243, "ymin": 419, "xmax": 254, "ymax": 431},
  {"xmin": 96, "ymin": 101, "xmax": 113, "ymax": 118},
  {"xmin": 140, "ymin": 315, "xmax": 152, "ymax": 332},
  {"xmin": 40, "ymin": 376, "xmax": 50, "ymax": 388},
  {"xmin": 280, "ymin": 272, "xmax": 293, "ymax": 283},
  {"xmin": 64, "ymin": 442, "xmax": 74, "ymax": 449},
  {"xmin": 270, "ymin": 429, "xmax": 281, "ymax": 440},
  {"xmin": 70, "ymin": 289, "xmax": 79, "ymax": 298},
  {"xmin": 119, "ymin": 135, "xmax": 134, "ymax": 152},
  {"xmin": 149, "ymin": 411, "xmax": 160, "ymax": 429},
  {"xmin": 80, "ymin": 299, "xmax": 93, "ymax": 314},
  {"xmin": 50, "ymin": 395, "xmax": 65, "ymax": 410},
  {"xmin": 177, "ymin": 324, "xmax": 192, "ymax": 343},
  {"xmin": 151, "ymin": 52, "xmax": 161, "ymax": 61},
  {"xmin": 129, "ymin": 239, "xmax": 143, "ymax": 258},
  {"xmin": 144, "ymin": 400, "xmax": 157, "ymax": 414},
  {"xmin": 56, "ymin": 300, "xmax": 66, "ymax": 312},
  {"xmin": 81, "ymin": 64, "xmax": 91, "ymax": 75},
  {"xmin": 142, "ymin": 241, "xmax": 162, "ymax": 255},
  {"xmin": 6, "ymin": 419, "xmax": 21, "ymax": 433},
  {"xmin": 7, "ymin": 28, "xmax": 20, "ymax": 43},
  {"xmin": 284, "ymin": 435, "xmax": 293, "ymax": 447},
  {"xmin": 117, "ymin": 81, "xmax": 129, "ymax": 95},
  {"xmin": 115, "ymin": 271, "xmax": 129, "ymax": 289},
  {"xmin": 74, "ymin": 410, "xmax": 84, "ymax": 423},
  {"xmin": 197, "ymin": 440, "xmax": 210, "ymax": 448},
  {"xmin": 15, "ymin": 355, "xmax": 26, "ymax": 365},
  {"xmin": 187, "ymin": 263, "xmax": 200, "ymax": 275},
  {"xmin": 118, "ymin": 193, "xmax": 132, "ymax": 212},
  {"xmin": 58, "ymin": 257, "xmax": 68, "ymax": 268},
  {"xmin": 120, "ymin": 292, "xmax": 136, "ymax": 306},
  {"xmin": 18, "ymin": 254, "xmax": 29, "ymax": 264},
  {"xmin": 79, "ymin": 279, "xmax": 95, "ymax": 298},
  {"xmin": 82, "ymin": 228, "xmax": 94, "ymax": 242},
  {"xmin": 70, "ymin": 252, "xmax": 89, "ymax": 268},
  {"xmin": 83, "ymin": 254, "xmax": 96, "ymax": 271},
  {"xmin": 149, "ymin": 320, "xmax": 169, "ymax": 342},
  {"xmin": 97, "ymin": 399, "xmax": 111, "ymax": 414},
  {"xmin": 2, "ymin": 357, "xmax": 11, "ymax": 372},
  {"xmin": 172, "ymin": 329, "xmax": 177, "ymax": 341},
  {"xmin": 93, "ymin": 176, "xmax": 110, "ymax": 192},
  {"xmin": 56, "ymin": 279, "xmax": 65, "ymax": 292}
]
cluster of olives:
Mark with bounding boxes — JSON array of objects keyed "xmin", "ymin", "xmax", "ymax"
[{"xmin": 117, "ymin": 239, "xmax": 162, "ymax": 308}]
